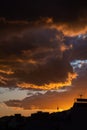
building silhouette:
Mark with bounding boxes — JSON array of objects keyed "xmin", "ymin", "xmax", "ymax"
[{"xmin": 0, "ymin": 97, "xmax": 87, "ymax": 130}]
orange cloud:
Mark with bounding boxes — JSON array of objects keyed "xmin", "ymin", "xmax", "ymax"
[
  {"xmin": 17, "ymin": 72, "xmax": 77, "ymax": 90},
  {"xmin": 16, "ymin": 59, "xmax": 37, "ymax": 64},
  {"xmin": 0, "ymin": 76, "xmax": 9, "ymax": 85},
  {"xmin": 0, "ymin": 69, "xmax": 14, "ymax": 75},
  {"xmin": 60, "ymin": 44, "xmax": 73, "ymax": 52},
  {"xmin": 0, "ymin": 17, "xmax": 82, "ymax": 90},
  {"xmin": 50, "ymin": 22, "xmax": 87, "ymax": 36},
  {"xmin": 33, "ymin": 17, "xmax": 87, "ymax": 36},
  {"xmin": 1, "ymin": 17, "xmax": 87, "ymax": 37}
]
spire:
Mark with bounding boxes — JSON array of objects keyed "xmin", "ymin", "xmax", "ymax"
[{"xmin": 79, "ymin": 94, "xmax": 83, "ymax": 99}]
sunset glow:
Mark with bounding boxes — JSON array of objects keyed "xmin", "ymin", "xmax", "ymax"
[
  {"xmin": 17, "ymin": 72, "xmax": 77, "ymax": 90},
  {"xmin": 0, "ymin": 1, "xmax": 87, "ymax": 117}
]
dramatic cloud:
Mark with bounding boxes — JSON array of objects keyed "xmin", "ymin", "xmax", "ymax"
[
  {"xmin": 17, "ymin": 72, "xmax": 77, "ymax": 90},
  {"xmin": 0, "ymin": 17, "xmax": 87, "ymax": 91},
  {"xmin": 0, "ymin": 0, "xmax": 87, "ymax": 115},
  {"xmin": 1, "ymin": 1, "xmax": 87, "ymax": 116},
  {"xmin": 0, "ymin": 18, "xmax": 77, "ymax": 90}
]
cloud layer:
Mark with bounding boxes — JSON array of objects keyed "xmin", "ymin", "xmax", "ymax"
[
  {"xmin": 0, "ymin": 18, "xmax": 87, "ymax": 92},
  {"xmin": 4, "ymin": 90, "xmax": 74, "ymax": 110},
  {"xmin": 0, "ymin": 19, "xmax": 79, "ymax": 90},
  {"xmin": 1, "ymin": 1, "xmax": 87, "ymax": 114}
]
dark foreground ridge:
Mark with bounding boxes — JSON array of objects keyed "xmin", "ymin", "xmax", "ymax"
[{"xmin": 0, "ymin": 98, "xmax": 87, "ymax": 130}]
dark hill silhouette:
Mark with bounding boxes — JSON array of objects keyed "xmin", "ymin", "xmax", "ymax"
[{"xmin": 0, "ymin": 98, "xmax": 87, "ymax": 130}]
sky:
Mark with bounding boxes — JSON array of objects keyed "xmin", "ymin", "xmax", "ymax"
[{"xmin": 0, "ymin": 0, "xmax": 87, "ymax": 117}]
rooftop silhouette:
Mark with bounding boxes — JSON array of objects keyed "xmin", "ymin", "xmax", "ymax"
[{"xmin": 1, "ymin": 97, "xmax": 87, "ymax": 130}]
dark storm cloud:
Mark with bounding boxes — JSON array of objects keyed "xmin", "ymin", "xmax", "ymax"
[
  {"xmin": 0, "ymin": 19, "xmax": 76, "ymax": 89},
  {"xmin": 0, "ymin": 19, "xmax": 62, "ymax": 57},
  {"xmin": 72, "ymin": 37, "xmax": 87, "ymax": 60},
  {"xmin": 16, "ymin": 58, "xmax": 72, "ymax": 86},
  {"xmin": 1, "ymin": 1, "xmax": 87, "ymax": 114},
  {"xmin": 1, "ymin": 17, "xmax": 87, "ymax": 90},
  {"xmin": 64, "ymin": 35, "xmax": 87, "ymax": 61}
]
